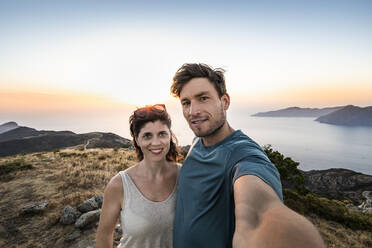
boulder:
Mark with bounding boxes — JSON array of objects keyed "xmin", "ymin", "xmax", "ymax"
[
  {"xmin": 20, "ymin": 201, "xmax": 48, "ymax": 215},
  {"xmin": 60, "ymin": 205, "xmax": 81, "ymax": 225},
  {"xmin": 114, "ymin": 223, "xmax": 123, "ymax": 241},
  {"xmin": 94, "ymin": 195, "xmax": 104, "ymax": 208},
  {"xmin": 77, "ymin": 197, "xmax": 99, "ymax": 213},
  {"xmin": 75, "ymin": 209, "xmax": 101, "ymax": 229},
  {"xmin": 65, "ymin": 229, "xmax": 81, "ymax": 241}
]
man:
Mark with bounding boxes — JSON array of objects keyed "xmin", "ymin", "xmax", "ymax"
[{"xmin": 170, "ymin": 63, "xmax": 325, "ymax": 248}]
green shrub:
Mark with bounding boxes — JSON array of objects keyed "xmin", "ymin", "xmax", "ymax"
[
  {"xmin": 264, "ymin": 145, "xmax": 309, "ymax": 194},
  {"xmin": 59, "ymin": 152, "xmax": 76, "ymax": 157},
  {"xmin": 98, "ymin": 155, "xmax": 106, "ymax": 160},
  {"xmin": 284, "ymin": 189, "xmax": 372, "ymax": 231},
  {"xmin": 0, "ymin": 160, "xmax": 34, "ymax": 175}
]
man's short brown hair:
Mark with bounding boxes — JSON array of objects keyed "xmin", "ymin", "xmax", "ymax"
[{"xmin": 171, "ymin": 63, "xmax": 226, "ymax": 98}]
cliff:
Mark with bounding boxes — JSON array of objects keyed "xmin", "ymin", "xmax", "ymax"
[
  {"xmin": 315, "ymin": 105, "xmax": 372, "ymax": 126},
  {"xmin": 302, "ymin": 168, "xmax": 372, "ymax": 204}
]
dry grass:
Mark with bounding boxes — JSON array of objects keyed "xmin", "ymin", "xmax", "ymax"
[
  {"xmin": 0, "ymin": 148, "xmax": 136, "ymax": 248},
  {"xmin": 0, "ymin": 148, "xmax": 371, "ymax": 247},
  {"xmin": 309, "ymin": 214, "xmax": 372, "ymax": 247}
]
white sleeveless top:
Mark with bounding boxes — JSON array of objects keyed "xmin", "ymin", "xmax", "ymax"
[{"xmin": 117, "ymin": 168, "xmax": 178, "ymax": 248}]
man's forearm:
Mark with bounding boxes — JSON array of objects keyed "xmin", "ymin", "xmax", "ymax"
[{"xmin": 233, "ymin": 206, "xmax": 325, "ymax": 248}]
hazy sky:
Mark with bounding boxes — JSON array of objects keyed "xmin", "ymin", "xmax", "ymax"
[{"xmin": 1, "ymin": 0, "xmax": 372, "ymax": 142}]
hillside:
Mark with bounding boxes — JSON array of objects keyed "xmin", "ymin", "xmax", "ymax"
[
  {"xmin": 0, "ymin": 148, "xmax": 371, "ymax": 247},
  {"xmin": 315, "ymin": 105, "xmax": 372, "ymax": 126},
  {"xmin": 0, "ymin": 126, "xmax": 131, "ymax": 157},
  {"xmin": 0, "ymin": 126, "xmax": 75, "ymax": 143},
  {"xmin": 0, "ymin": 121, "xmax": 18, "ymax": 134},
  {"xmin": 302, "ymin": 168, "xmax": 372, "ymax": 204},
  {"xmin": 252, "ymin": 106, "xmax": 343, "ymax": 117}
]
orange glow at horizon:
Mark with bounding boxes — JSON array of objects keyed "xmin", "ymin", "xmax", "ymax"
[
  {"xmin": 0, "ymin": 90, "xmax": 136, "ymax": 113},
  {"xmin": 233, "ymin": 83, "xmax": 372, "ymax": 108}
]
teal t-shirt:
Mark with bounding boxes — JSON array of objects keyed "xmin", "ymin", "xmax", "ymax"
[{"xmin": 173, "ymin": 130, "xmax": 283, "ymax": 248}]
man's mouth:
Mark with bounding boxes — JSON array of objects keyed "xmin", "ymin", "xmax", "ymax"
[{"xmin": 190, "ymin": 118, "xmax": 208, "ymax": 126}]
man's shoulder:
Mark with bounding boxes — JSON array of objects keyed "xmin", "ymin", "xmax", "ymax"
[
  {"xmin": 225, "ymin": 130, "xmax": 271, "ymax": 165},
  {"xmin": 226, "ymin": 131, "xmax": 262, "ymax": 152}
]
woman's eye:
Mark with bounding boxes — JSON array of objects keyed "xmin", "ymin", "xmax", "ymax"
[{"xmin": 159, "ymin": 132, "xmax": 167, "ymax": 137}]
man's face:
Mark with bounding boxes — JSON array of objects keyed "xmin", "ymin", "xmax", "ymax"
[{"xmin": 179, "ymin": 77, "xmax": 228, "ymax": 138}]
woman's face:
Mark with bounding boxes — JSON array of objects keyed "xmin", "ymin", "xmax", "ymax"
[{"xmin": 136, "ymin": 120, "xmax": 171, "ymax": 162}]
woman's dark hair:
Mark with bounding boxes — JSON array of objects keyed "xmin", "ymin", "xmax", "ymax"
[
  {"xmin": 129, "ymin": 104, "xmax": 180, "ymax": 162},
  {"xmin": 171, "ymin": 63, "xmax": 226, "ymax": 98}
]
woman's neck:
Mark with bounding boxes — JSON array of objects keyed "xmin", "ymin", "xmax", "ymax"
[{"xmin": 137, "ymin": 159, "xmax": 172, "ymax": 179}]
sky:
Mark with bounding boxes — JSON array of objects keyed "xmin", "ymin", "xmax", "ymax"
[{"xmin": 1, "ymin": 0, "xmax": 372, "ymax": 143}]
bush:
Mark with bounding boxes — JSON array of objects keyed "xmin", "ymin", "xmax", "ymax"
[
  {"xmin": 263, "ymin": 145, "xmax": 309, "ymax": 194},
  {"xmin": 0, "ymin": 160, "xmax": 34, "ymax": 175},
  {"xmin": 284, "ymin": 189, "xmax": 372, "ymax": 231}
]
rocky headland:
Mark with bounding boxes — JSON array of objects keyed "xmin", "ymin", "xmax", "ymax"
[{"xmin": 302, "ymin": 168, "xmax": 372, "ymax": 204}]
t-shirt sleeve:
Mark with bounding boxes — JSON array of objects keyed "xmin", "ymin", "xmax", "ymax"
[{"xmin": 232, "ymin": 156, "xmax": 283, "ymax": 201}]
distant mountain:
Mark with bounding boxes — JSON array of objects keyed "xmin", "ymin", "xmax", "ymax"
[
  {"xmin": 315, "ymin": 105, "xmax": 372, "ymax": 126},
  {"xmin": 0, "ymin": 124, "xmax": 131, "ymax": 157},
  {"xmin": 252, "ymin": 106, "xmax": 344, "ymax": 117},
  {"xmin": 0, "ymin": 121, "xmax": 18, "ymax": 134}
]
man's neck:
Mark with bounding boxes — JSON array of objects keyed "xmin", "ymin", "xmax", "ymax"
[{"xmin": 201, "ymin": 122, "xmax": 235, "ymax": 147}]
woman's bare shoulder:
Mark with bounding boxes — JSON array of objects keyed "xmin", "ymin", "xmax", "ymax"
[{"xmin": 105, "ymin": 173, "xmax": 123, "ymax": 195}]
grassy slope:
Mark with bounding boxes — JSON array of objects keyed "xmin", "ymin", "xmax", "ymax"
[{"xmin": 0, "ymin": 148, "xmax": 371, "ymax": 247}]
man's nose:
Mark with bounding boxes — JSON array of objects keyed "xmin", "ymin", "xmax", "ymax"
[{"xmin": 188, "ymin": 102, "xmax": 201, "ymax": 116}]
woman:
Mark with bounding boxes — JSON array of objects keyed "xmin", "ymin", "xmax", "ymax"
[{"xmin": 96, "ymin": 104, "xmax": 180, "ymax": 248}]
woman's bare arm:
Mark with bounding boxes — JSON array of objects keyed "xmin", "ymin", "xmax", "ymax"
[{"xmin": 96, "ymin": 174, "xmax": 123, "ymax": 248}]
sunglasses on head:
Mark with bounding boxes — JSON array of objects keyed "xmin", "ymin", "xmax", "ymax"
[{"xmin": 134, "ymin": 104, "xmax": 166, "ymax": 117}]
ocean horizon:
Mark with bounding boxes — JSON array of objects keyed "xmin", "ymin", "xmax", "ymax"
[{"xmin": 2, "ymin": 109, "xmax": 372, "ymax": 175}]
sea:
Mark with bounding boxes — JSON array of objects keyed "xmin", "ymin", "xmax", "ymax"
[
  {"xmin": 226, "ymin": 114, "xmax": 372, "ymax": 176},
  {"xmin": 3, "ymin": 108, "xmax": 372, "ymax": 175}
]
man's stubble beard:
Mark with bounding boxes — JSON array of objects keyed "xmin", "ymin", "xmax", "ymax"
[{"xmin": 192, "ymin": 105, "xmax": 226, "ymax": 138}]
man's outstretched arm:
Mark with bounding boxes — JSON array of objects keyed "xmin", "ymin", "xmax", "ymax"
[{"xmin": 233, "ymin": 175, "xmax": 325, "ymax": 248}]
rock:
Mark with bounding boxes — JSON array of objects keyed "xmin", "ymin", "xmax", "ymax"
[
  {"xmin": 114, "ymin": 224, "xmax": 122, "ymax": 241},
  {"xmin": 20, "ymin": 201, "xmax": 48, "ymax": 215},
  {"xmin": 70, "ymin": 239, "xmax": 95, "ymax": 248},
  {"xmin": 363, "ymin": 207, "xmax": 372, "ymax": 214},
  {"xmin": 60, "ymin": 205, "xmax": 81, "ymax": 225},
  {"xmin": 346, "ymin": 203, "xmax": 359, "ymax": 211},
  {"xmin": 65, "ymin": 229, "xmax": 81, "ymax": 241},
  {"xmin": 94, "ymin": 195, "xmax": 103, "ymax": 208},
  {"xmin": 75, "ymin": 209, "xmax": 101, "ymax": 229},
  {"xmin": 180, "ymin": 145, "xmax": 190, "ymax": 153},
  {"xmin": 78, "ymin": 197, "xmax": 99, "ymax": 213}
]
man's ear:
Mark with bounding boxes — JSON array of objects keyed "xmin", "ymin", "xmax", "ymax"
[{"xmin": 221, "ymin": 93, "xmax": 230, "ymax": 110}]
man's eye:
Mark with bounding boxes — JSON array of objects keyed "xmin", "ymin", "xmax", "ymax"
[
  {"xmin": 200, "ymin": 96, "xmax": 208, "ymax": 101},
  {"xmin": 182, "ymin": 101, "xmax": 190, "ymax": 106}
]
